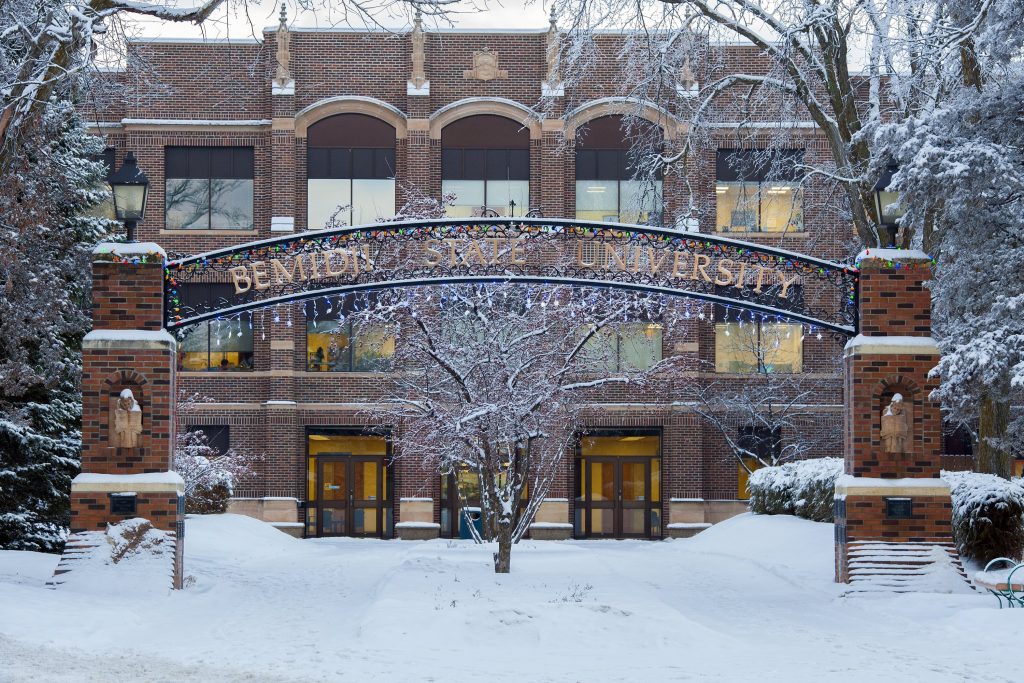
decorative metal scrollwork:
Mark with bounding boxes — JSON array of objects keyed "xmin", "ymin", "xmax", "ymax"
[{"xmin": 164, "ymin": 218, "xmax": 859, "ymax": 336}]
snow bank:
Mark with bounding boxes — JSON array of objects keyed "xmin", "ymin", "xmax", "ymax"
[
  {"xmin": 58, "ymin": 518, "xmax": 176, "ymax": 596},
  {"xmin": 0, "ymin": 551, "xmax": 57, "ymax": 587},
  {"xmin": 185, "ymin": 514, "xmax": 301, "ymax": 564},
  {"xmin": 685, "ymin": 513, "xmax": 834, "ymax": 576}
]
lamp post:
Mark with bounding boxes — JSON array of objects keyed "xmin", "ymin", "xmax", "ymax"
[
  {"xmin": 872, "ymin": 165, "xmax": 904, "ymax": 248},
  {"xmin": 109, "ymin": 151, "xmax": 150, "ymax": 242}
]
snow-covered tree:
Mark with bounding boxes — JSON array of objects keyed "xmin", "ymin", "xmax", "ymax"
[
  {"xmin": 553, "ymin": 0, "xmax": 1020, "ymax": 248},
  {"xmin": 358, "ymin": 283, "xmax": 671, "ymax": 573},
  {"xmin": 174, "ymin": 428, "xmax": 261, "ymax": 514},
  {"xmin": 876, "ymin": 26, "xmax": 1024, "ymax": 476},
  {"xmin": 0, "ymin": 103, "xmax": 114, "ymax": 551},
  {"xmin": 174, "ymin": 393, "xmax": 261, "ymax": 513}
]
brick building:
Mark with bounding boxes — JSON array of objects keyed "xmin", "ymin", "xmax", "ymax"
[{"xmin": 86, "ymin": 16, "xmax": 856, "ymax": 540}]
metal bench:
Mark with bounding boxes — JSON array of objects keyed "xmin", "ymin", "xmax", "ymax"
[{"xmin": 974, "ymin": 558, "xmax": 1024, "ymax": 608}]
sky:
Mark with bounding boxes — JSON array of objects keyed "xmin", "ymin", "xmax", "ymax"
[{"xmin": 130, "ymin": 0, "xmax": 553, "ymax": 41}]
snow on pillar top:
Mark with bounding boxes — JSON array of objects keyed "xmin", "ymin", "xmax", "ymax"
[
  {"xmin": 855, "ymin": 248, "xmax": 932, "ymax": 269},
  {"xmin": 93, "ymin": 242, "xmax": 166, "ymax": 264},
  {"xmin": 854, "ymin": 248, "xmax": 934, "ymax": 337}
]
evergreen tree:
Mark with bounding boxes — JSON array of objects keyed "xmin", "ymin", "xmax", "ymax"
[{"xmin": 0, "ymin": 102, "xmax": 114, "ymax": 551}]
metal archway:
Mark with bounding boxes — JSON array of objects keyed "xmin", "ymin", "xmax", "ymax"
[{"xmin": 164, "ymin": 218, "xmax": 859, "ymax": 335}]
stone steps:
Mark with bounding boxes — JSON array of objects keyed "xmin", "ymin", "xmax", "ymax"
[
  {"xmin": 46, "ymin": 531, "xmax": 105, "ymax": 587},
  {"xmin": 844, "ymin": 541, "xmax": 972, "ymax": 595}
]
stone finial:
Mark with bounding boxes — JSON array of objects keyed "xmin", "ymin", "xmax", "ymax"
[
  {"xmin": 542, "ymin": 5, "xmax": 564, "ymax": 97},
  {"xmin": 677, "ymin": 56, "xmax": 698, "ymax": 97},
  {"xmin": 463, "ymin": 48, "xmax": 508, "ymax": 81},
  {"xmin": 273, "ymin": 2, "xmax": 295, "ymax": 95},
  {"xmin": 408, "ymin": 9, "xmax": 430, "ymax": 95}
]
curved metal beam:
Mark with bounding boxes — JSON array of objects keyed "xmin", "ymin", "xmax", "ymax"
[{"xmin": 164, "ymin": 218, "xmax": 858, "ymax": 336}]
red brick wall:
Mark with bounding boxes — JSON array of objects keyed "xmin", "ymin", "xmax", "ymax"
[
  {"xmin": 70, "ymin": 492, "xmax": 181, "ymax": 533},
  {"xmin": 92, "ymin": 261, "xmax": 165, "ymax": 331},
  {"xmin": 85, "ymin": 29, "xmax": 860, "ymax": 535},
  {"xmin": 81, "ymin": 348, "xmax": 176, "ymax": 474}
]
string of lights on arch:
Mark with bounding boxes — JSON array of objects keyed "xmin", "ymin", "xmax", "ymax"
[{"xmin": 161, "ymin": 218, "xmax": 861, "ymax": 342}]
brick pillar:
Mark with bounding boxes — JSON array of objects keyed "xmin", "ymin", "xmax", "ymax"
[
  {"xmin": 271, "ymin": 83, "xmax": 296, "ymax": 235},
  {"xmin": 834, "ymin": 250, "xmax": 952, "ymax": 583},
  {"xmin": 405, "ymin": 120, "xmax": 432, "ymax": 203},
  {"xmin": 68, "ymin": 243, "xmax": 184, "ymax": 589},
  {"xmin": 540, "ymin": 120, "xmax": 566, "ymax": 218}
]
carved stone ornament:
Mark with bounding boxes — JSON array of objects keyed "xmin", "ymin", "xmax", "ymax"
[
  {"xmin": 111, "ymin": 388, "xmax": 143, "ymax": 449},
  {"xmin": 463, "ymin": 49, "xmax": 508, "ymax": 81},
  {"xmin": 880, "ymin": 392, "xmax": 911, "ymax": 454},
  {"xmin": 542, "ymin": 6, "xmax": 564, "ymax": 97},
  {"xmin": 273, "ymin": 3, "xmax": 295, "ymax": 95},
  {"xmin": 408, "ymin": 9, "xmax": 429, "ymax": 95}
]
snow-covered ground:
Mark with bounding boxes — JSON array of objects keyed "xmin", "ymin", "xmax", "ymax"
[{"xmin": 0, "ymin": 513, "xmax": 1017, "ymax": 682}]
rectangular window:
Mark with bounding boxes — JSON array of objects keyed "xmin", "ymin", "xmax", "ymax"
[
  {"xmin": 165, "ymin": 147, "xmax": 254, "ymax": 230},
  {"xmin": 177, "ymin": 284, "xmax": 254, "ymax": 371},
  {"xmin": 714, "ymin": 306, "xmax": 802, "ymax": 373},
  {"xmin": 738, "ymin": 426, "xmax": 781, "ymax": 463},
  {"xmin": 307, "ymin": 147, "xmax": 396, "ymax": 228},
  {"xmin": 580, "ymin": 323, "xmax": 663, "ymax": 372},
  {"xmin": 715, "ymin": 149, "xmax": 803, "ymax": 233},
  {"xmin": 575, "ymin": 149, "xmax": 663, "ymax": 224},
  {"xmin": 442, "ymin": 149, "xmax": 529, "ymax": 217},
  {"xmin": 186, "ymin": 425, "xmax": 230, "ymax": 454},
  {"xmin": 305, "ymin": 298, "xmax": 395, "ymax": 372}
]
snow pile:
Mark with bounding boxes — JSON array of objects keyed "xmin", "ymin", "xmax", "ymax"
[
  {"xmin": 748, "ymin": 457, "xmax": 843, "ymax": 522},
  {"xmin": 943, "ymin": 470, "xmax": 1024, "ymax": 563},
  {"xmin": 0, "ymin": 551, "xmax": 56, "ymax": 586},
  {"xmin": 1, "ymin": 512, "xmax": 1009, "ymax": 681},
  {"xmin": 56, "ymin": 518, "xmax": 175, "ymax": 595},
  {"xmin": 184, "ymin": 513, "xmax": 300, "ymax": 564}
]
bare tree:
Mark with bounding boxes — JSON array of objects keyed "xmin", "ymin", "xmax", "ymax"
[{"xmin": 683, "ymin": 320, "xmax": 841, "ymax": 474}]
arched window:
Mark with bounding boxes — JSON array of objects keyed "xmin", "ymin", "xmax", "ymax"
[
  {"xmin": 307, "ymin": 114, "xmax": 396, "ymax": 228},
  {"xmin": 575, "ymin": 116, "xmax": 663, "ymax": 224},
  {"xmin": 441, "ymin": 115, "xmax": 530, "ymax": 217}
]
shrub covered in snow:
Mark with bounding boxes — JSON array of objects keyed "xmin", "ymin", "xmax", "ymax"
[
  {"xmin": 173, "ymin": 429, "xmax": 260, "ymax": 514},
  {"xmin": 748, "ymin": 458, "xmax": 843, "ymax": 522},
  {"xmin": 943, "ymin": 471, "xmax": 1024, "ymax": 563}
]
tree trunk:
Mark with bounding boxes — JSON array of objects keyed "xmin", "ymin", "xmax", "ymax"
[
  {"xmin": 493, "ymin": 525, "xmax": 513, "ymax": 573},
  {"xmin": 977, "ymin": 392, "xmax": 1011, "ymax": 479}
]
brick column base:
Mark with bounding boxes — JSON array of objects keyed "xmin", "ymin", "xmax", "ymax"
[
  {"xmin": 835, "ymin": 250, "xmax": 959, "ymax": 586},
  {"xmin": 834, "ymin": 478, "xmax": 953, "ymax": 582},
  {"xmin": 55, "ymin": 242, "xmax": 184, "ymax": 590}
]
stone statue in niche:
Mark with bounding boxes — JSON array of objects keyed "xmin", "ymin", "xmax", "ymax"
[
  {"xmin": 112, "ymin": 388, "xmax": 143, "ymax": 449},
  {"xmin": 880, "ymin": 393, "xmax": 911, "ymax": 454}
]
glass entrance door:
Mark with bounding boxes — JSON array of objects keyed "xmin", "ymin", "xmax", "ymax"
[
  {"xmin": 351, "ymin": 456, "xmax": 383, "ymax": 536},
  {"xmin": 316, "ymin": 455, "xmax": 386, "ymax": 537},
  {"xmin": 575, "ymin": 432, "xmax": 662, "ymax": 539},
  {"xmin": 581, "ymin": 458, "xmax": 651, "ymax": 538},
  {"xmin": 318, "ymin": 457, "xmax": 348, "ymax": 535}
]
